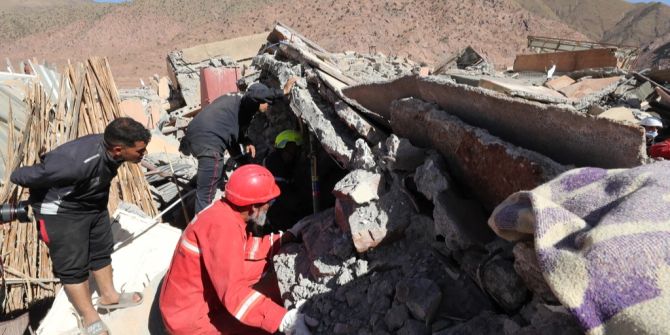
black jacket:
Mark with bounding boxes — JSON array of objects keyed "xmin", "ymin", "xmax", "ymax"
[
  {"xmin": 10, "ymin": 134, "xmax": 122, "ymax": 215},
  {"xmin": 181, "ymin": 84, "xmax": 284, "ymax": 156}
]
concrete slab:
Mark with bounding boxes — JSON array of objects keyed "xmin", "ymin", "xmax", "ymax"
[
  {"xmin": 597, "ymin": 107, "xmax": 637, "ymax": 124},
  {"xmin": 181, "ymin": 32, "xmax": 268, "ymax": 64},
  {"xmin": 120, "ymin": 98, "xmax": 149, "ymax": 128},
  {"xmin": 390, "ymin": 97, "xmax": 567, "ymax": 209},
  {"xmin": 513, "ymin": 48, "xmax": 618, "ymax": 73},
  {"xmin": 559, "ymin": 76, "xmax": 623, "ymax": 99},
  {"xmin": 158, "ymin": 77, "xmax": 170, "ymax": 99},
  {"xmin": 342, "ymin": 75, "xmax": 646, "ymax": 168},
  {"xmin": 544, "ymin": 75, "xmax": 575, "ymax": 91},
  {"xmin": 479, "ymin": 78, "xmax": 567, "ymax": 103}
]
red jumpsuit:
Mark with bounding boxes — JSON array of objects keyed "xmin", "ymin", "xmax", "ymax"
[
  {"xmin": 159, "ymin": 200, "xmax": 287, "ymax": 334},
  {"xmin": 650, "ymin": 139, "xmax": 670, "ymax": 160}
]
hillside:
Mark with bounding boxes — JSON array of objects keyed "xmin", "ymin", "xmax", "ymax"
[
  {"xmin": 0, "ymin": 0, "xmax": 586, "ymax": 88},
  {"xmin": 513, "ymin": 0, "xmax": 670, "ymax": 47}
]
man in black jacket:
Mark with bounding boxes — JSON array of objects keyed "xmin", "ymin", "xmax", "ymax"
[
  {"xmin": 180, "ymin": 80, "xmax": 297, "ymax": 213},
  {"xmin": 11, "ymin": 117, "xmax": 151, "ymax": 335}
]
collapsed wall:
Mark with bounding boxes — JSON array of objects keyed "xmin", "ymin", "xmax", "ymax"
[
  {"xmin": 342, "ymin": 75, "xmax": 647, "ymax": 168},
  {"xmin": 256, "ymin": 35, "xmax": 585, "ymax": 334}
]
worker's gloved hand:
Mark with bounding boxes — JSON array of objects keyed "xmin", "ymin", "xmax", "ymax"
[
  {"xmin": 278, "ymin": 302, "xmax": 318, "ymax": 335},
  {"xmin": 287, "ymin": 219, "xmax": 311, "ymax": 239}
]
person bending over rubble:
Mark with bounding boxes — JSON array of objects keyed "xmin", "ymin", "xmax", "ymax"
[
  {"xmin": 10, "ymin": 117, "xmax": 150, "ymax": 335},
  {"xmin": 180, "ymin": 79, "xmax": 298, "ymax": 213},
  {"xmin": 159, "ymin": 164, "xmax": 316, "ymax": 334}
]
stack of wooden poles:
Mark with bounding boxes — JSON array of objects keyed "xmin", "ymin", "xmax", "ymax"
[{"xmin": 0, "ymin": 57, "xmax": 157, "ymax": 315}]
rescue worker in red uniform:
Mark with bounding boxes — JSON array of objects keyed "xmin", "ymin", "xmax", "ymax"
[{"xmin": 159, "ymin": 164, "xmax": 314, "ymax": 334}]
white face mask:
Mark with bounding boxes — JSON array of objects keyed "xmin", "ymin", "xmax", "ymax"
[
  {"xmin": 646, "ymin": 130, "xmax": 658, "ymax": 140},
  {"xmin": 249, "ymin": 209, "xmax": 268, "ymax": 227}
]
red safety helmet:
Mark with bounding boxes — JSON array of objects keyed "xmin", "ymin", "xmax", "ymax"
[{"xmin": 225, "ymin": 164, "xmax": 280, "ymax": 206}]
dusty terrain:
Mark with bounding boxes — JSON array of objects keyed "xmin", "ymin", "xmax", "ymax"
[
  {"xmin": 2, "ymin": 0, "xmax": 586, "ymax": 87},
  {"xmin": 1, "ymin": 0, "xmax": 668, "ymax": 87}
]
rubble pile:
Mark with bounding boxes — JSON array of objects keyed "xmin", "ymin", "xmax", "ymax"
[
  {"xmin": 4, "ymin": 20, "xmax": 669, "ymax": 334},
  {"xmin": 239, "ymin": 26, "xmax": 667, "ymax": 335},
  {"xmin": 115, "ymin": 24, "xmax": 668, "ymax": 334}
]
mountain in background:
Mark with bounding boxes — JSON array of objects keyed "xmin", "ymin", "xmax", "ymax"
[
  {"xmin": 513, "ymin": 0, "xmax": 670, "ymax": 46},
  {"xmin": 0, "ymin": 0, "xmax": 587, "ymax": 87},
  {"xmin": 2, "ymin": 0, "xmax": 668, "ymax": 87}
]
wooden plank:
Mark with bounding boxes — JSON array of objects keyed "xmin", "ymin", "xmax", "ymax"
[{"xmin": 513, "ymin": 48, "xmax": 618, "ymax": 72}]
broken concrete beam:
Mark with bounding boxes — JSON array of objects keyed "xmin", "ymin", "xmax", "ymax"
[
  {"xmin": 334, "ymin": 101, "xmax": 387, "ymax": 145},
  {"xmin": 479, "ymin": 78, "xmax": 568, "ymax": 104},
  {"xmin": 559, "ymin": 76, "xmax": 623, "ymax": 99},
  {"xmin": 544, "ymin": 75, "xmax": 575, "ymax": 91},
  {"xmin": 390, "ymin": 97, "xmax": 567, "ymax": 209},
  {"xmin": 312, "ymin": 70, "xmax": 387, "ymax": 145},
  {"xmin": 290, "ymin": 87, "xmax": 356, "ymax": 168},
  {"xmin": 513, "ymin": 48, "xmax": 618, "ymax": 73},
  {"xmin": 252, "ymin": 53, "xmax": 303, "ymax": 88},
  {"xmin": 278, "ymin": 42, "xmax": 357, "ymax": 86},
  {"xmin": 343, "ymin": 75, "xmax": 646, "ymax": 168}
]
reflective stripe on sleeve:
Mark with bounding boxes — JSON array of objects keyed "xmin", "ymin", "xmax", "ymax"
[
  {"xmin": 233, "ymin": 290, "xmax": 262, "ymax": 321},
  {"xmin": 180, "ymin": 238, "xmax": 201, "ymax": 254}
]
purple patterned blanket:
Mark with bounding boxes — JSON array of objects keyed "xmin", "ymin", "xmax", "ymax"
[{"xmin": 489, "ymin": 161, "xmax": 670, "ymax": 334}]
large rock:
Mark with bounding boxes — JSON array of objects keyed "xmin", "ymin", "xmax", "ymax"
[
  {"xmin": 413, "ymin": 153, "xmax": 451, "ymax": 201},
  {"xmin": 480, "ymin": 257, "xmax": 530, "ymax": 312},
  {"xmin": 338, "ymin": 178, "xmax": 414, "ymax": 253},
  {"xmin": 395, "ymin": 278, "xmax": 442, "ymax": 323}
]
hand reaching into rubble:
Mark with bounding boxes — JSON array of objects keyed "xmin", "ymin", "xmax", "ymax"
[
  {"xmin": 283, "ymin": 77, "xmax": 299, "ymax": 96},
  {"xmin": 279, "ymin": 300, "xmax": 318, "ymax": 335},
  {"xmin": 245, "ymin": 144, "xmax": 256, "ymax": 158}
]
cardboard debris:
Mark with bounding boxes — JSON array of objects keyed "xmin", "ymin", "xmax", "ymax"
[{"xmin": 513, "ymin": 48, "xmax": 618, "ymax": 73}]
